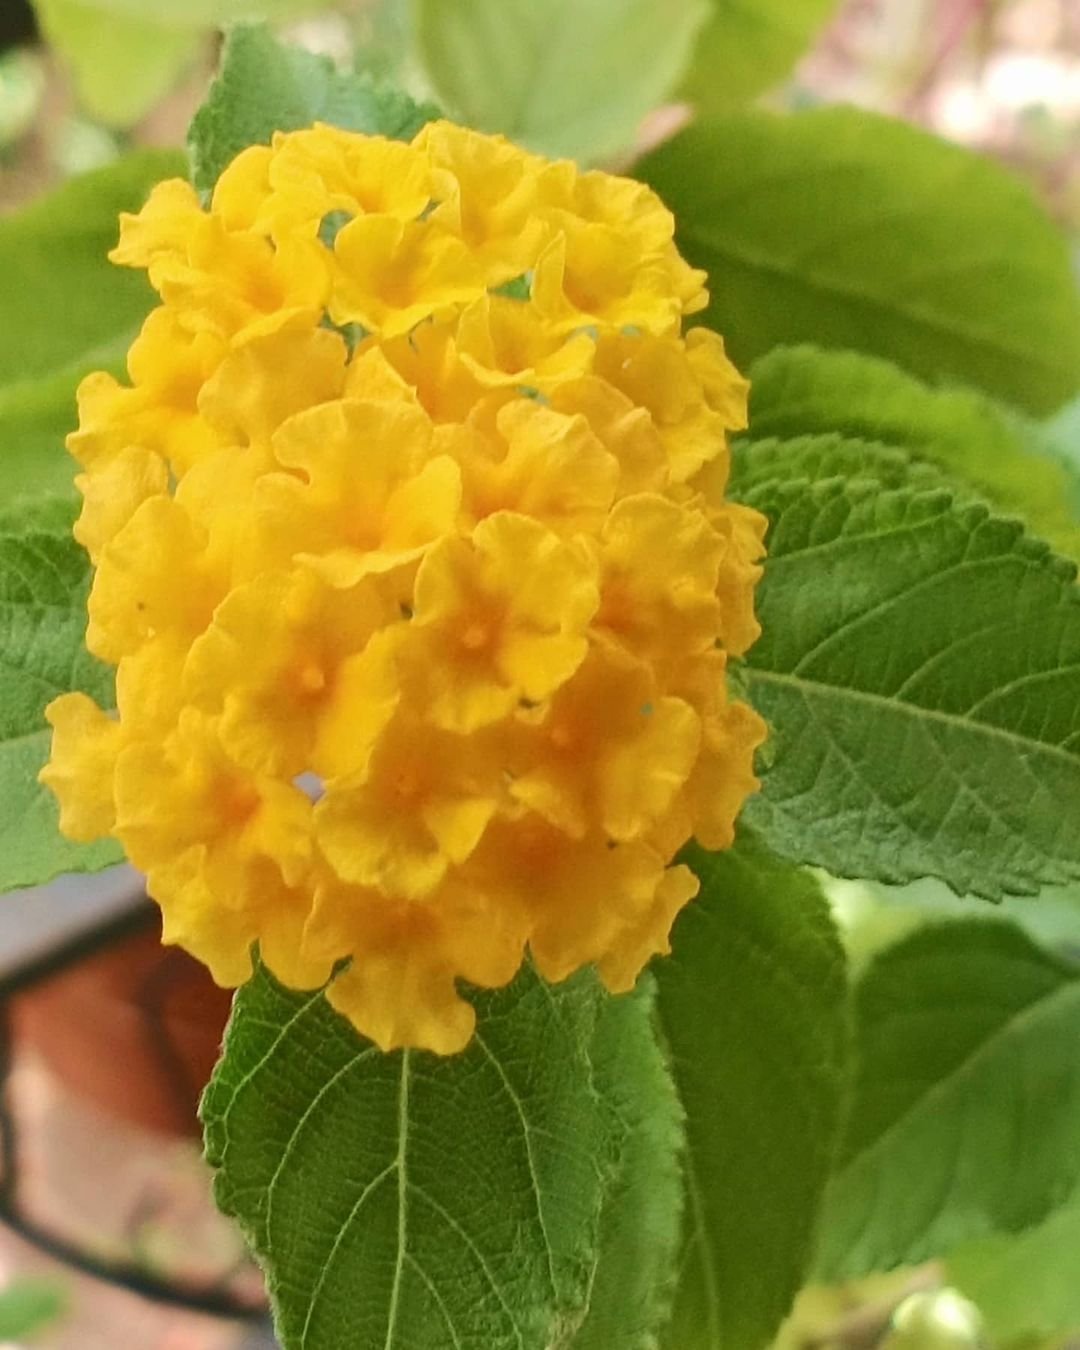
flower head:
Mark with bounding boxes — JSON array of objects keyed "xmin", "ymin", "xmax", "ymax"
[{"xmin": 43, "ymin": 119, "xmax": 766, "ymax": 1054}]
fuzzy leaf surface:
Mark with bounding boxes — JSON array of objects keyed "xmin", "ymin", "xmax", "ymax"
[
  {"xmin": 638, "ymin": 109, "xmax": 1080, "ymax": 413},
  {"xmin": 0, "ymin": 503, "xmax": 120, "ymax": 892},
  {"xmin": 203, "ymin": 962, "xmax": 681, "ymax": 1350},
  {"xmin": 746, "ymin": 344, "xmax": 1080, "ymax": 558},
  {"xmin": 731, "ymin": 433, "xmax": 954, "ymax": 502},
  {"xmin": 188, "ymin": 23, "xmax": 437, "ymax": 194},
  {"xmin": 741, "ymin": 480, "xmax": 1080, "ymax": 897},
  {"xmin": 818, "ymin": 920, "xmax": 1080, "ymax": 1277},
  {"xmin": 654, "ymin": 835, "xmax": 849, "ymax": 1350},
  {"xmin": 573, "ymin": 982, "xmax": 685, "ymax": 1350}
]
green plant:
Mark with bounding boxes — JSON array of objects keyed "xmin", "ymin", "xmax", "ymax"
[{"xmin": 3, "ymin": 10, "xmax": 1080, "ymax": 1349}]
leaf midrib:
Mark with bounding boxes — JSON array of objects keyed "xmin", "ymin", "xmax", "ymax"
[
  {"xmin": 244, "ymin": 1006, "xmax": 567, "ymax": 1350},
  {"xmin": 748, "ymin": 668, "xmax": 1080, "ymax": 776}
]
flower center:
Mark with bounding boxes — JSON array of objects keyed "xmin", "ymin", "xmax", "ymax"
[{"xmin": 461, "ymin": 621, "xmax": 491, "ymax": 651}]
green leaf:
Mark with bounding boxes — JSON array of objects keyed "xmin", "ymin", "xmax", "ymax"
[
  {"xmin": 573, "ymin": 981, "xmax": 685, "ymax": 1350},
  {"xmin": 1045, "ymin": 392, "xmax": 1080, "ymax": 469},
  {"xmin": 731, "ymin": 432, "xmax": 955, "ymax": 501},
  {"xmin": 34, "ymin": 0, "xmax": 328, "ymax": 25},
  {"xmin": 741, "ymin": 480, "xmax": 1080, "ymax": 898},
  {"xmin": 654, "ymin": 835, "xmax": 849, "ymax": 1350},
  {"xmin": 0, "ymin": 1281, "xmax": 66, "ymax": 1340},
  {"xmin": 412, "ymin": 0, "xmax": 708, "ymax": 162},
  {"xmin": 0, "ymin": 149, "xmax": 183, "ymax": 506},
  {"xmin": 637, "ymin": 108, "xmax": 1080, "ymax": 414},
  {"xmin": 0, "ymin": 503, "xmax": 121, "ymax": 892},
  {"xmin": 188, "ymin": 23, "xmax": 438, "ymax": 196},
  {"xmin": 831, "ymin": 872, "xmax": 1080, "ymax": 981},
  {"xmin": 0, "ymin": 355, "xmax": 129, "ymax": 506},
  {"xmin": 680, "ymin": 0, "xmax": 839, "ymax": 113},
  {"xmin": 746, "ymin": 345, "xmax": 1080, "ymax": 559},
  {"xmin": 351, "ymin": 0, "xmax": 416, "ymax": 86},
  {"xmin": 818, "ymin": 919, "xmax": 1080, "ymax": 1279},
  {"xmin": 947, "ymin": 1187, "xmax": 1080, "ymax": 1342},
  {"xmin": 203, "ymin": 961, "xmax": 677, "ymax": 1350},
  {"xmin": 34, "ymin": 0, "xmax": 200, "ymax": 127},
  {"xmin": 0, "ymin": 148, "xmax": 183, "ymax": 388}
]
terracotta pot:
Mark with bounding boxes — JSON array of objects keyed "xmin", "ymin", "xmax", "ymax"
[{"xmin": 9, "ymin": 918, "xmax": 234, "ymax": 1137}]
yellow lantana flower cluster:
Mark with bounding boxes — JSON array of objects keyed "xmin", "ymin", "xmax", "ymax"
[{"xmin": 43, "ymin": 120, "xmax": 767, "ymax": 1054}]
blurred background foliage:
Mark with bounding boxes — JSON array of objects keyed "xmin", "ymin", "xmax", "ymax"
[
  {"xmin": 1, "ymin": 2, "xmax": 1079, "ymax": 1348},
  {"xmin": 0, "ymin": 0, "xmax": 1077, "ymax": 229}
]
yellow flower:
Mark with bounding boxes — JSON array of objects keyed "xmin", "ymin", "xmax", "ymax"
[
  {"xmin": 305, "ymin": 871, "xmax": 526, "ymax": 1055},
  {"xmin": 532, "ymin": 226, "xmax": 685, "ymax": 337},
  {"xmin": 184, "ymin": 567, "xmax": 394, "ymax": 776},
  {"xmin": 263, "ymin": 126, "xmax": 435, "ymax": 234},
  {"xmin": 40, "ymin": 694, "xmax": 124, "ymax": 841},
  {"xmin": 315, "ymin": 712, "xmax": 501, "ymax": 898},
  {"xmin": 43, "ymin": 118, "xmax": 766, "ymax": 1055},
  {"xmin": 372, "ymin": 321, "xmax": 495, "ymax": 423},
  {"xmin": 593, "ymin": 494, "xmax": 728, "ymax": 665},
  {"xmin": 592, "ymin": 327, "xmax": 748, "ymax": 483},
  {"xmin": 69, "ymin": 308, "xmax": 227, "ymax": 477},
  {"xmin": 407, "ymin": 511, "xmax": 599, "ymax": 731},
  {"xmin": 114, "ymin": 186, "xmax": 331, "ymax": 342},
  {"xmin": 86, "ymin": 495, "xmax": 227, "ymax": 662},
  {"xmin": 196, "ymin": 320, "xmax": 349, "ymax": 451},
  {"xmin": 454, "ymin": 294, "xmax": 595, "ymax": 391},
  {"xmin": 110, "ymin": 177, "xmax": 204, "ymax": 269},
  {"xmin": 453, "ymin": 398, "xmax": 619, "ymax": 536},
  {"xmin": 549, "ymin": 374, "xmax": 669, "ymax": 496},
  {"xmin": 73, "ymin": 444, "xmax": 168, "ymax": 564},
  {"xmin": 330, "ymin": 215, "xmax": 485, "ymax": 337},
  {"xmin": 458, "ymin": 813, "xmax": 686, "ymax": 986},
  {"xmin": 113, "ymin": 708, "xmax": 312, "ymax": 900},
  {"xmin": 415, "ymin": 120, "xmax": 573, "ymax": 284},
  {"xmin": 257, "ymin": 398, "xmax": 462, "ymax": 586},
  {"xmin": 506, "ymin": 644, "xmax": 700, "ymax": 841}
]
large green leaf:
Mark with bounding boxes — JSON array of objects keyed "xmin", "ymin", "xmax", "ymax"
[
  {"xmin": 746, "ymin": 345, "xmax": 1080, "ymax": 559},
  {"xmin": 203, "ymin": 961, "xmax": 681, "ymax": 1350},
  {"xmin": 0, "ymin": 149, "xmax": 184, "ymax": 506},
  {"xmin": 740, "ymin": 478, "xmax": 1080, "ymax": 898},
  {"xmin": 34, "ymin": 0, "xmax": 200, "ymax": 127},
  {"xmin": 412, "ymin": 0, "xmax": 707, "ymax": 162},
  {"xmin": 654, "ymin": 836, "xmax": 849, "ymax": 1350},
  {"xmin": 0, "ymin": 354, "xmax": 133, "ymax": 505},
  {"xmin": 0, "ymin": 503, "xmax": 121, "ymax": 892},
  {"xmin": 572, "ymin": 981, "xmax": 685, "ymax": 1350},
  {"xmin": 947, "ymin": 1187, "xmax": 1080, "ymax": 1342},
  {"xmin": 818, "ymin": 920, "xmax": 1080, "ymax": 1278},
  {"xmin": 731, "ymin": 433, "xmax": 954, "ymax": 501},
  {"xmin": 189, "ymin": 23, "xmax": 438, "ymax": 195},
  {"xmin": 680, "ymin": 0, "xmax": 839, "ymax": 113},
  {"xmin": 638, "ymin": 109, "xmax": 1080, "ymax": 414},
  {"xmin": 0, "ymin": 148, "xmax": 182, "ymax": 387}
]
